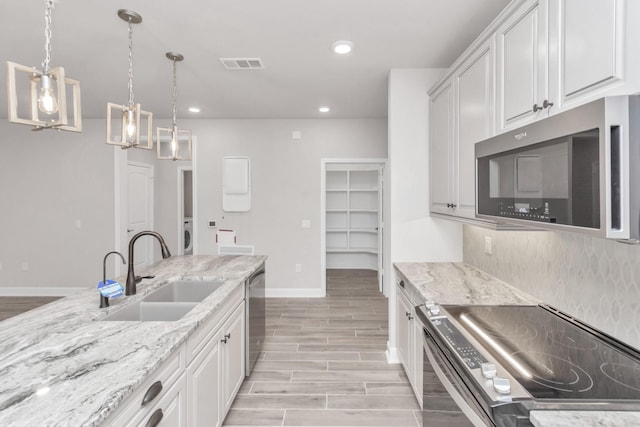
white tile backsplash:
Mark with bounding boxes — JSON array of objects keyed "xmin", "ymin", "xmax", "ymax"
[{"xmin": 463, "ymin": 225, "xmax": 640, "ymax": 349}]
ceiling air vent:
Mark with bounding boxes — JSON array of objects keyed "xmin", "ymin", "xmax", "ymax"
[{"xmin": 219, "ymin": 58, "xmax": 265, "ymax": 70}]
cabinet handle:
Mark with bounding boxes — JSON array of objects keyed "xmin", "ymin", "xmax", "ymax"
[
  {"xmin": 408, "ymin": 315, "xmax": 414, "ymax": 320},
  {"xmin": 141, "ymin": 381, "xmax": 163, "ymax": 406},
  {"xmin": 145, "ymin": 409, "xmax": 164, "ymax": 427},
  {"xmin": 405, "ymin": 311, "xmax": 411, "ymax": 318},
  {"xmin": 533, "ymin": 103, "xmax": 543, "ymax": 112},
  {"xmin": 542, "ymin": 99, "xmax": 554, "ymax": 109},
  {"xmin": 221, "ymin": 333, "xmax": 231, "ymax": 344},
  {"xmin": 399, "ymin": 280, "xmax": 405, "ymax": 288}
]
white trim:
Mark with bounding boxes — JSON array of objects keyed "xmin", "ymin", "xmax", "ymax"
[
  {"xmin": 192, "ymin": 137, "xmax": 199, "ymax": 255},
  {"xmin": 320, "ymin": 158, "xmax": 388, "ymax": 297},
  {"xmin": 177, "ymin": 165, "xmax": 193, "ymax": 256},
  {"xmin": 0, "ymin": 287, "xmax": 86, "ymax": 297},
  {"xmin": 386, "ymin": 342, "xmax": 401, "ymax": 364},
  {"xmin": 265, "ymin": 288, "xmax": 324, "ymax": 298}
]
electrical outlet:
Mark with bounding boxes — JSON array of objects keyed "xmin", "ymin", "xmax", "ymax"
[
  {"xmin": 295, "ymin": 263, "xmax": 302, "ymax": 273},
  {"xmin": 484, "ymin": 236, "xmax": 493, "ymax": 255},
  {"xmin": 301, "ymin": 219, "xmax": 311, "ymax": 229},
  {"xmin": 292, "ymin": 130, "xmax": 302, "ymax": 140},
  {"xmin": 21, "ymin": 261, "xmax": 29, "ymax": 271}
]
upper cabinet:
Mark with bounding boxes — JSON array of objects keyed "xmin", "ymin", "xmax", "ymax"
[
  {"xmin": 496, "ymin": 0, "xmax": 635, "ymax": 133},
  {"xmin": 430, "ymin": 38, "xmax": 494, "ymax": 222},
  {"xmin": 429, "ymin": 0, "xmax": 639, "ymax": 223}
]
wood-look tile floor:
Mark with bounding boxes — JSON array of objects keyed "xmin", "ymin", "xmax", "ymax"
[
  {"xmin": 0, "ymin": 296, "xmax": 60, "ymax": 321},
  {"xmin": 224, "ymin": 269, "xmax": 421, "ymax": 427}
]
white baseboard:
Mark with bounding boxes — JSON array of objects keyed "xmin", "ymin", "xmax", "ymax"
[
  {"xmin": 386, "ymin": 342, "xmax": 401, "ymax": 364},
  {"xmin": 0, "ymin": 287, "xmax": 84, "ymax": 297},
  {"xmin": 265, "ymin": 288, "xmax": 325, "ymax": 298}
]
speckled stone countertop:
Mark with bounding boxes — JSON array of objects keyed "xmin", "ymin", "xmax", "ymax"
[
  {"xmin": 0, "ymin": 255, "xmax": 266, "ymax": 427},
  {"xmin": 530, "ymin": 410, "xmax": 640, "ymax": 427},
  {"xmin": 393, "ymin": 262, "xmax": 538, "ymax": 305}
]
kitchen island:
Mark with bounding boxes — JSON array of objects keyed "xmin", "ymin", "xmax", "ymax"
[{"xmin": 0, "ymin": 255, "xmax": 266, "ymax": 426}]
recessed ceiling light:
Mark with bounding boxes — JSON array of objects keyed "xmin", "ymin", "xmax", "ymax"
[
  {"xmin": 332, "ymin": 40, "xmax": 353, "ymax": 55},
  {"xmin": 188, "ymin": 107, "xmax": 201, "ymax": 113},
  {"xmin": 318, "ymin": 106, "xmax": 331, "ymax": 113}
]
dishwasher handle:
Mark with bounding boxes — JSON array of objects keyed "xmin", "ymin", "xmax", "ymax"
[{"xmin": 247, "ymin": 268, "xmax": 265, "ymax": 286}]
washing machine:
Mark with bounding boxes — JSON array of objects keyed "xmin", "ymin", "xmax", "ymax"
[{"xmin": 184, "ymin": 218, "xmax": 193, "ymax": 255}]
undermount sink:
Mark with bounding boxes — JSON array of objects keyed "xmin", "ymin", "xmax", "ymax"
[
  {"xmin": 142, "ymin": 280, "xmax": 224, "ymax": 303},
  {"xmin": 101, "ymin": 279, "xmax": 224, "ymax": 322}
]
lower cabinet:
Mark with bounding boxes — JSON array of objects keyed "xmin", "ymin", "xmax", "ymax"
[
  {"xmin": 188, "ymin": 302, "xmax": 245, "ymax": 427},
  {"xmin": 104, "ymin": 286, "xmax": 246, "ymax": 427},
  {"xmin": 395, "ymin": 278, "xmax": 422, "ymax": 407}
]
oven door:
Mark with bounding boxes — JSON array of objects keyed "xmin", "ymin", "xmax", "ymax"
[{"xmin": 422, "ymin": 327, "xmax": 495, "ymax": 427}]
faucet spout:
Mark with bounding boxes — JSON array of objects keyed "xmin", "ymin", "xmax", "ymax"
[{"xmin": 126, "ymin": 231, "xmax": 172, "ymax": 295}]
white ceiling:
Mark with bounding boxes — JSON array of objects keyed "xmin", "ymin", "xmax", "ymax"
[{"xmin": 0, "ymin": 0, "xmax": 510, "ymax": 120}]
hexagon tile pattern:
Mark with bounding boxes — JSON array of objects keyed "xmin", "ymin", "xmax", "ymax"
[{"xmin": 463, "ymin": 225, "xmax": 640, "ymax": 350}]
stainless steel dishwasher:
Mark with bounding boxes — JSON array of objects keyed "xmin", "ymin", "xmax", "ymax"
[{"xmin": 245, "ymin": 265, "xmax": 265, "ymax": 375}]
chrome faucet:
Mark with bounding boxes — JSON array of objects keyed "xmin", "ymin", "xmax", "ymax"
[{"xmin": 126, "ymin": 231, "xmax": 172, "ymax": 295}]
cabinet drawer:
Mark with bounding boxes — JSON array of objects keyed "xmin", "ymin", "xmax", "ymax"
[
  {"xmin": 105, "ymin": 348, "xmax": 185, "ymax": 426},
  {"xmin": 185, "ymin": 284, "xmax": 244, "ymax": 364},
  {"xmin": 135, "ymin": 373, "xmax": 187, "ymax": 427}
]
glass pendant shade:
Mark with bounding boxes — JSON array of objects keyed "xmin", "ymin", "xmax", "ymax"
[
  {"xmin": 6, "ymin": 0, "xmax": 82, "ymax": 132},
  {"xmin": 157, "ymin": 52, "xmax": 192, "ymax": 161},
  {"xmin": 106, "ymin": 9, "xmax": 153, "ymax": 149},
  {"xmin": 106, "ymin": 102, "xmax": 153, "ymax": 149},
  {"xmin": 157, "ymin": 125, "xmax": 192, "ymax": 160}
]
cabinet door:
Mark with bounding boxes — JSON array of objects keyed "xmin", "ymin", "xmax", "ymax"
[
  {"xmin": 429, "ymin": 80, "xmax": 454, "ymax": 214},
  {"xmin": 221, "ymin": 303, "xmax": 246, "ymax": 413},
  {"xmin": 187, "ymin": 332, "xmax": 222, "ymax": 427},
  {"xmin": 496, "ymin": 0, "xmax": 548, "ymax": 132},
  {"xmin": 550, "ymin": 0, "xmax": 623, "ymax": 107},
  {"xmin": 455, "ymin": 41, "xmax": 494, "ymax": 219},
  {"xmin": 395, "ymin": 286, "xmax": 412, "ymax": 372}
]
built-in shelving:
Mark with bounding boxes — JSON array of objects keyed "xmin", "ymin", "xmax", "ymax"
[{"xmin": 325, "ymin": 168, "xmax": 379, "ymax": 270}]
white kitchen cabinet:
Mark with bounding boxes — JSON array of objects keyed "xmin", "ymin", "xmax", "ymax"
[
  {"xmin": 429, "ymin": 80, "xmax": 454, "ymax": 216},
  {"xmin": 395, "ymin": 277, "xmax": 422, "ymax": 407},
  {"xmin": 430, "ymin": 39, "xmax": 493, "ymax": 222},
  {"xmin": 326, "ymin": 167, "xmax": 380, "ymax": 270},
  {"xmin": 187, "ymin": 329, "xmax": 223, "ymax": 427},
  {"xmin": 220, "ymin": 302, "xmax": 246, "ymax": 414},
  {"xmin": 140, "ymin": 374, "xmax": 187, "ymax": 427},
  {"xmin": 187, "ymin": 301, "xmax": 244, "ymax": 427},
  {"xmin": 496, "ymin": 0, "xmax": 634, "ymax": 133}
]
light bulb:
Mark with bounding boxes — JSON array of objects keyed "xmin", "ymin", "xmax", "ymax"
[
  {"xmin": 170, "ymin": 128, "xmax": 179, "ymax": 159},
  {"xmin": 37, "ymin": 75, "xmax": 59, "ymax": 114},
  {"xmin": 124, "ymin": 109, "xmax": 137, "ymax": 143}
]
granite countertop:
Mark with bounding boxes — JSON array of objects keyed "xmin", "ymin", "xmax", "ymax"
[
  {"xmin": 393, "ymin": 262, "xmax": 640, "ymax": 427},
  {"xmin": 530, "ymin": 410, "xmax": 640, "ymax": 427},
  {"xmin": 393, "ymin": 262, "xmax": 538, "ymax": 305},
  {"xmin": 0, "ymin": 255, "xmax": 266, "ymax": 427}
]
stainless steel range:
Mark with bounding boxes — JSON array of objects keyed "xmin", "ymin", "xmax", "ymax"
[{"xmin": 416, "ymin": 303, "xmax": 640, "ymax": 427}]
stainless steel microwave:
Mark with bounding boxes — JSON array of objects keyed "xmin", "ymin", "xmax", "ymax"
[{"xmin": 475, "ymin": 95, "xmax": 640, "ymax": 241}]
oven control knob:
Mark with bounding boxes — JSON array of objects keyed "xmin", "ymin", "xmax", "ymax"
[
  {"xmin": 481, "ymin": 363, "xmax": 497, "ymax": 379},
  {"xmin": 429, "ymin": 304, "xmax": 441, "ymax": 316},
  {"xmin": 425, "ymin": 300, "xmax": 435, "ymax": 308},
  {"xmin": 492, "ymin": 377, "xmax": 511, "ymax": 394}
]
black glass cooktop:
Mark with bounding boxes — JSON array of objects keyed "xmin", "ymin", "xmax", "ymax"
[{"xmin": 444, "ymin": 305, "xmax": 640, "ymax": 400}]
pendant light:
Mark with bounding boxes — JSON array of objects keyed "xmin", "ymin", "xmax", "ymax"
[
  {"xmin": 157, "ymin": 53, "xmax": 192, "ymax": 161},
  {"xmin": 6, "ymin": 0, "xmax": 82, "ymax": 132},
  {"xmin": 106, "ymin": 9, "xmax": 153, "ymax": 149}
]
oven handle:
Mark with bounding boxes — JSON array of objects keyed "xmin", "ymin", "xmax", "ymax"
[{"xmin": 422, "ymin": 328, "xmax": 494, "ymax": 427}]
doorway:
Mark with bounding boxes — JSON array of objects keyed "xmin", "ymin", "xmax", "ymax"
[
  {"xmin": 126, "ymin": 161, "xmax": 155, "ymax": 268},
  {"xmin": 178, "ymin": 167, "xmax": 194, "ymax": 255},
  {"xmin": 320, "ymin": 158, "xmax": 386, "ymax": 296}
]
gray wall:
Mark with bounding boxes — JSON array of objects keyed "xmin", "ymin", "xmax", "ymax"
[
  {"xmin": 464, "ymin": 225, "xmax": 640, "ymax": 349},
  {"xmin": 188, "ymin": 118, "xmax": 387, "ymax": 294},
  {"xmin": 0, "ymin": 118, "xmax": 386, "ymax": 294},
  {"xmin": 0, "ymin": 120, "xmax": 115, "ymax": 289}
]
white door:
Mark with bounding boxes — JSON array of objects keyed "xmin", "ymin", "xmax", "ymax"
[{"xmin": 128, "ymin": 162, "xmax": 154, "ymax": 268}]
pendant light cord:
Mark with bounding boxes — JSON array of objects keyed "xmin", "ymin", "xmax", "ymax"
[
  {"xmin": 127, "ymin": 19, "xmax": 135, "ymax": 108},
  {"xmin": 42, "ymin": 0, "xmax": 53, "ymax": 73},
  {"xmin": 172, "ymin": 58, "xmax": 178, "ymax": 128}
]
